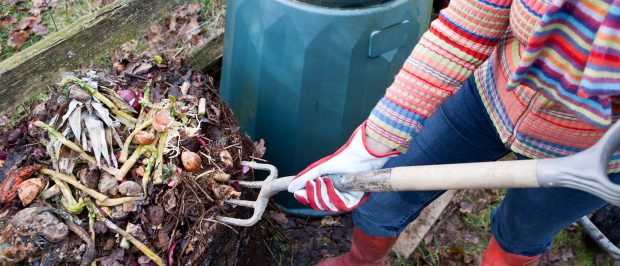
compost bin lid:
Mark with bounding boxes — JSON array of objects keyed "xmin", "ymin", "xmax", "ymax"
[{"xmin": 294, "ymin": 0, "xmax": 394, "ymax": 8}]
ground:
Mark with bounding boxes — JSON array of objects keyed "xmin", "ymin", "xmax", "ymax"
[{"xmin": 270, "ymin": 189, "xmax": 618, "ymax": 266}]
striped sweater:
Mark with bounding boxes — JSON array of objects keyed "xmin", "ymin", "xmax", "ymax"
[{"xmin": 366, "ymin": 0, "xmax": 620, "ymax": 171}]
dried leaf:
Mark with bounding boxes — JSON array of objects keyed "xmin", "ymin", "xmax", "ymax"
[
  {"xmin": 320, "ymin": 216, "xmax": 340, "ymax": 226},
  {"xmin": 91, "ymin": 100, "xmax": 124, "ymax": 149},
  {"xmin": 130, "ymin": 62, "xmax": 153, "ymax": 75},
  {"xmin": 31, "ymin": 22, "xmax": 48, "ymax": 36},
  {"xmin": 81, "ymin": 127, "xmax": 89, "ymax": 151},
  {"xmin": 68, "ymin": 105, "xmax": 83, "ymax": 140},
  {"xmin": 84, "ymin": 114, "xmax": 107, "ymax": 167},
  {"xmin": 8, "ymin": 30, "xmax": 29, "ymax": 48},
  {"xmin": 60, "ymin": 100, "xmax": 82, "ymax": 128},
  {"xmin": 118, "ymin": 181, "xmax": 143, "ymax": 196},
  {"xmin": 106, "ymin": 128, "xmax": 118, "ymax": 168},
  {"xmin": 459, "ymin": 202, "xmax": 474, "ymax": 214},
  {"xmin": 0, "ymin": 16, "xmax": 17, "ymax": 28},
  {"xmin": 100, "ymin": 87, "xmax": 137, "ymax": 113},
  {"xmin": 253, "ymin": 139, "xmax": 266, "ymax": 158},
  {"xmin": 219, "ymin": 150, "xmax": 233, "ymax": 168},
  {"xmin": 269, "ymin": 211, "xmax": 288, "ymax": 225},
  {"xmin": 17, "ymin": 177, "xmax": 45, "ymax": 206}
]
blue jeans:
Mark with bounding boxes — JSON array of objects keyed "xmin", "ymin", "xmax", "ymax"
[{"xmin": 353, "ymin": 76, "xmax": 619, "ymax": 256}]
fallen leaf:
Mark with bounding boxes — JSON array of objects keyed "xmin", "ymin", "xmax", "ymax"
[
  {"xmin": 459, "ymin": 202, "xmax": 474, "ymax": 214},
  {"xmin": 320, "ymin": 216, "xmax": 341, "ymax": 226},
  {"xmin": 423, "ymin": 233, "xmax": 434, "ymax": 244},
  {"xmin": 17, "ymin": 177, "xmax": 45, "ymax": 206},
  {"xmin": 0, "ymin": 16, "xmax": 16, "ymax": 28},
  {"xmin": 219, "ymin": 150, "xmax": 233, "ymax": 168},
  {"xmin": 148, "ymin": 205, "xmax": 165, "ymax": 226},
  {"xmin": 547, "ymin": 250, "xmax": 561, "ymax": 262},
  {"xmin": 253, "ymin": 139, "xmax": 266, "ymax": 158},
  {"xmin": 269, "ymin": 211, "xmax": 289, "ymax": 225},
  {"xmin": 0, "ymin": 115, "xmax": 9, "ymax": 127},
  {"xmin": 31, "ymin": 22, "xmax": 49, "ymax": 36},
  {"xmin": 462, "ymin": 231, "xmax": 480, "ymax": 244},
  {"xmin": 8, "ymin": 30, "xmax": 29, "ymax": 48}
]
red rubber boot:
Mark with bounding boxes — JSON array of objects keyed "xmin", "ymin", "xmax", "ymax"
[
  {"xmin": 316, "ymin": 227, "xmax": 399, "ymax": 266},
  {"xmin": 481, "ymin": 236, "xmax": 541, "ymax": 266}
]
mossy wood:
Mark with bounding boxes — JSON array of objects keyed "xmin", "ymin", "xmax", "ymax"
[
  {"xmin": 0, "ymin": 0, "xmax": 192, "ymax": 110},
  {"xmin": 186, "ymin": 29, "xmax": 225, "ymax": 72}
]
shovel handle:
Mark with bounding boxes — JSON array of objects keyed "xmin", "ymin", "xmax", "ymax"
[{"xmin": 329, "ymin": 160, "xmax": 539, "ymax": 192}]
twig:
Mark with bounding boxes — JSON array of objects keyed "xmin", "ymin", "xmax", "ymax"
[
  {"xmin": 249, "ymin": 156, "xmax": 268, "ymax": 162},
  {"xmin": 124, "ymin": 73, "xmax": 148, "ymax": 80},
  {"xmin": 204, "ymin": 218, "xmax": 239, "ymax": 234},
  {"xmin": 64, "ymin": 217, "xmax": 96, "ymax": 266}
]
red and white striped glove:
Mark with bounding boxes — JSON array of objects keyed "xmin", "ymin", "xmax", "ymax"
[{"xmin": 287, "ymin": 122, "xmax": 399, "ymax": 212}]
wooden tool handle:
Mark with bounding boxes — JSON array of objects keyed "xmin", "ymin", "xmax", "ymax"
[{"xmin": 330, "ymin": 160, "xmax": 540, "ymax": 192}]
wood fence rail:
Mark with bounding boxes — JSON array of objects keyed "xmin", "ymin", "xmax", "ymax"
[{"xmin": 0, "ymin": 0, "xmax": 194, "ymax": 110}]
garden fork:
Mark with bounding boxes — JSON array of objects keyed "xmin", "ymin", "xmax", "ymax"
[{"xmin": 216, "ymin": 121, "xmax": 620, "ymax": 227}]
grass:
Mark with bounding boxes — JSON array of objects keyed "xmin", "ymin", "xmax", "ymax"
[
  {"xmin": 401, "ymin": 189, "xmax": 617, "ymax": 265},
  {"xmin": 551, "ymin": 227, "xmax": 615, "ymax": 266}
]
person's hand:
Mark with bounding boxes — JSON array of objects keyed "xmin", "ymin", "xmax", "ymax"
[{"xmin": 287, "ymin": 121, "xmax": 399, "ymax": 212}]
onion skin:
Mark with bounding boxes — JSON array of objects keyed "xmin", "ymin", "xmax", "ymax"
[
  {"xmin": 118, "ymin": 89, "xmax": 140, "ymax": 110},
  {"xmin": 153, "ymin": 110, "xmax": 174, "ymax": 132}
]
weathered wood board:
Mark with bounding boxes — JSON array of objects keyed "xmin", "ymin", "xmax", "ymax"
[
  {"xmin": 0, "ymin": 0, "xmax": 192, "ymax": 110},
  {"xmin": 186, "ymin": 28, "xmax": 225, "ymax": 72},
  {"xmin": 392, "ymin": 190, "xmax": 458, "ymax": 258}
]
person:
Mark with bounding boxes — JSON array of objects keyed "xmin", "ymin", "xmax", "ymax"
[{"xmin": 287, "ymin": 0, "xmax": 620, "ymax": 265}]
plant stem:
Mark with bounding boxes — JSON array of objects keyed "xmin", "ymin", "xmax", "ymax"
[
  {"xmin": 41, "ymin": 168, "xmax": 107, "ymax": 202},
  {"xmin": 153, "ymin": 131, "xmax": 168, "ymax": 184},
  {"xmin": 141, "ymin": 145, "xmax": 158, "ymax": 195},
  {"xmin": 117, "ymin": 145, "xmax": 143, "ymax": 180},
  {"xmin": 59, "ymin": 77, "xmax": 116, "ymax": 110},
  {"xmin": 59, "ymin": 77, "xmax": 137, "ymax": 128},
  {"xmin": 119, "ymin": 120, "xmax": 152, "ymax": 162},
  {"xmin": 139, "ymin": 79, "xmax": 154, "ymax": 108},
  {"xmin": 34, "ymin": 121, "xmax": 98, "ymax": 166},
  {"xmin": 50, "ymin": 175, "xmax": 78, "ymax": 205},
  {"xmin": 95, "ymin": 196, "xmax": 143, "ymax": 207},
  {"xmin": 86, "ymin": 200, "xmax": 165, "ymax": 266}
]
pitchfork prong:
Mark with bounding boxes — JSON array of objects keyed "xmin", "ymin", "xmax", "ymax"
[{"xmin": 215, "ymin": 161, "xmax": 294, "ymax": 227}]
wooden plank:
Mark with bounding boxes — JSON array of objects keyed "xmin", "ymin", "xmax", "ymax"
[
  {"xmin": 391, "ymin": 154, "xmax": 517, "ymax": 259},
  {"xmin": 0, "ymin": 0, "xmax": 192, "ymax": 110},
  {"xmin": 392, "ymin": 190, "xmax": 458, "ymax": 259},
  {"xmin": 186, "ymin": 28, "xmax": 225, "ymax": 72}
]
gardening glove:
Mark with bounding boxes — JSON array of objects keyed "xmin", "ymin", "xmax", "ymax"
[{"xmin": 287, "ymin": 121, "xmax": 399, "ymax": 212}]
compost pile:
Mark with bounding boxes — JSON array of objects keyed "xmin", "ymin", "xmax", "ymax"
[{"xmin": 0, "ymin": 57, "xmax": 261, "ymax": 265}]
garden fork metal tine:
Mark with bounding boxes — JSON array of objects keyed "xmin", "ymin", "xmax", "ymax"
[{"xmin": 215, "ymin": 161, "xmax": 294, "ymax": 227}]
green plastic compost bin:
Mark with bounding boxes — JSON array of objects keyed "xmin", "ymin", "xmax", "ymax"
[{"xmin": 220, "ymin": 0, "xmax": 431, "ymax": 217}]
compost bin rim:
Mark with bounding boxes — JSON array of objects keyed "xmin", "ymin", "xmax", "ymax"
[{"xmin": 285, "ymin": 0, "xmax": 410, "ymax": 14}]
